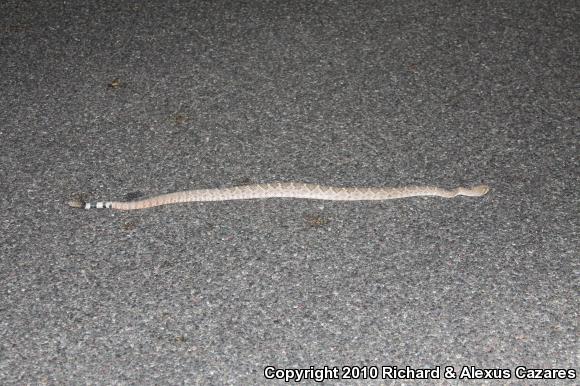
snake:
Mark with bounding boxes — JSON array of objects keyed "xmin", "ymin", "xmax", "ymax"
[{"xmin": 68, "ymin": 182, "xmax": 490, "ymax": 210}]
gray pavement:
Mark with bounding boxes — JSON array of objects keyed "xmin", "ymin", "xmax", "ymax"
[{"xmin": 0, "ymin": 0, "xmax": 577, "ymax": 384}]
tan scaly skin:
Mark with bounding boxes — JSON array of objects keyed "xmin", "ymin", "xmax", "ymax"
[{"xmin": 69, "ymin": 182, "xmax": 490, "ymax": 211}]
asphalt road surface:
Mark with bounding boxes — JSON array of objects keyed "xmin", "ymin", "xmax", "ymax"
[{"xmin": 1, "ymin": 0, "xmax": 577, "ymax": 384}]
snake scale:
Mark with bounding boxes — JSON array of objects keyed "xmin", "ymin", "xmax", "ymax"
[{"xmin": 69, "ymin": 182, "xmax": 490, "ymax": 211}]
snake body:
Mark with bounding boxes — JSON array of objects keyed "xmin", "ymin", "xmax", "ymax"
[{"xmin": 69, "ymin": 182, "xmax": 490, "ymax": 211}]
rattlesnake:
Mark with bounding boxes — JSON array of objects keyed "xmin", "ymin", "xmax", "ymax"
[{"xmin": 69, "ymin": 182, "xmax": 490, "ymax": 211}]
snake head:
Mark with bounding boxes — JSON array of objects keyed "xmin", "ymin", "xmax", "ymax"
[{"xmin": 468, "ymin": 185, "xmax": 490, "ymax": 196}]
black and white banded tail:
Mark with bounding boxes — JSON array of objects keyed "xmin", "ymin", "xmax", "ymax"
[{"xmin": 68, "ymin": 200, "xmax": 113, "ymax": 209}]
